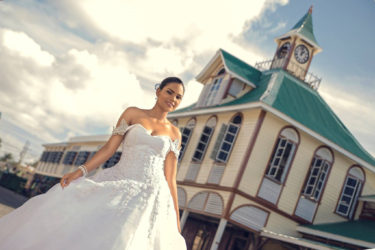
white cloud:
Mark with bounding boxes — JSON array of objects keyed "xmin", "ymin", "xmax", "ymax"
[
  {"xmin": 1, "ymin": 29, "xmax": 55, "ymax": 67},
  {"xmin": 320, "ymin": 84, "xmax": 375, "ymax": 157}
]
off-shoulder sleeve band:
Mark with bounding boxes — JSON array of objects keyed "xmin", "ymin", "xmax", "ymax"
[
  {"xmin": 112, "ymin": 118, "xmax": 129, "ymax": 136},
  {"xmin": 169, "ymin": 139, "xmax": 181, "ymax": 159}
]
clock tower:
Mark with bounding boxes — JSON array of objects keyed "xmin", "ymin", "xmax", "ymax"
[{"xmin": 271, "ymin": 6, "xmax": 322, "ymax": 83}]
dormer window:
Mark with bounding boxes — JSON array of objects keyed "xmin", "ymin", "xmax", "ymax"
[{"xmin": 201, "ymin": 68, "xmax": 227, "ymax": 107}]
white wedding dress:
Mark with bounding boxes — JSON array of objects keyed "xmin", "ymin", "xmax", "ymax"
[{"xmin": 0, "ymin": 120, "xmax": 187, "ymax": 250}]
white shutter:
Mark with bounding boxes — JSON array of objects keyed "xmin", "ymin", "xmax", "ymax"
[
  {"xmin": 188, "ymin": 192, "xmax": 208, "ymax": 211},
  {"xmin": 258, "ymin": 178, "xmax": 282, "ymax": 204},
  {"xmin": 295, "ymin": 197, "xmax": 317, "ymax": 222},
  {"xmin": 204, "ymin": 193, "xmax": 223, "ymax": 215},
  {"xmin": 213, "ymin": 78, "xmax": 230, "ymax": 105},
  {"xmin": 196, "ymin": 84, "xmax": 211, "ymax": 107},
  {"xmin": 230, "ymin": 206, "xmax": 268, "ymax": 231},
  {"xmin": 177, "ymin": 187, "xmax": 187, "ymax": 208},
  {"xmin": 185, "ymin": 163, "xmax": 201, "ymax": 181},
  {"xmin": 207, "ymin": 164, "xmax": 225, "ymax": 184}
]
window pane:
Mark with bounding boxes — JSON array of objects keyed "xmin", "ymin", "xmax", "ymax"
[
  {"xmin": 218, "ymin": 152, "xmax": 228, "ymax": 161},
  {"xmin": 197, "ymin": 143, "xmax": 205, "ymax": 151},
  {"xmin": 194, "ymin": 151, "xmax": 202, "ymax": 160},
  {"xmin": 344, "ymin": 187, "xmax": 354, "ymax": 196},
  {"xmin": 203, "ymin": 127, "xmax": 212, "ymax": 134},
  {"xmin": 228, "ymin": 125, "xmax": 238, "ymax": 133},
  {"xmin": 225, "ymin": 133, "xmax": 235, "ymax": 143},
  {"xmin": 201, "ymin": 134, "xmax": 209, "ymax": 143},
  {"xmin": 338, "ymin": 205, "xmax": 348, "ymax": 214},
  {"xmin": 347, "ymin": 178, "xmax": 357, "ymax": 187},
  {"xmin": 222, "ymin": 142, "xmax": 231, "ymax": 151}
]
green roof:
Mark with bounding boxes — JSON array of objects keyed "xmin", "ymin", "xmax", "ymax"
[
  {"xmin": 220, "ymin": 49, "xmax": 262, "ymax": 86},
  {"xmin": 300, "ymin": 219, "xmax": 375, "ymax": 245},
  {"xmin": 171, "ymin": 50, "xmax": 375, "ymax": 167},
  {"xmin": 290, "ymin": 7, "xmax": 319, "ymax": 46}
]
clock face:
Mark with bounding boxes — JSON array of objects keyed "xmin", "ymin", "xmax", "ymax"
[
  {"xmin": 277, "ymin": 42, "xmax": 291, "ymax": 59},
  {"xmin": 294, "ymin": 44, "xmax": 309, "ymax": 64}
]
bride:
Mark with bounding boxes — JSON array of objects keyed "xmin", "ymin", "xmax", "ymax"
[{"xmin": 0, "ymin": 77, "xmax": 187, "ymax": 250}]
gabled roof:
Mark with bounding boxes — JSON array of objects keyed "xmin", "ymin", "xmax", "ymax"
[
  {"xmin": 195, "ymin": 48, "xmax": 261, "ymax": 88},
  {"xmin": 276, "ymin": 6, "xmax": 322, "ymax": 53},
  {"xmin": 220, "ymin": 49, "xmax": 262, "ymax": 87},
  {"xmin": 170, "ymin": 50, "xmax": 375, "ymax": 169},
  {"xmin": 297, "ymin": 219, "xmax": 375, "ymax": 248}
]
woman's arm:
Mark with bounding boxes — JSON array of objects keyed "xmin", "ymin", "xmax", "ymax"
[
  {"xmin": 78, "ymin": 109, "xmax": 132, "ymax": 174},
  {"xmin": 164, "ymin": 153, "xmax": 181, "ymax": 232},
  {"xmin": 164, "ymin": 130, "xmax": 182, "ymax": 232},
  {"xmin": 60, "ymin": 108, "xmax": 134, "ymax": 188}
]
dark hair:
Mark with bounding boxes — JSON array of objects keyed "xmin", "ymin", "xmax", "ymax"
[{"xmin": 155, "ymin": 76, "xmax": 185, "ymax": 93}]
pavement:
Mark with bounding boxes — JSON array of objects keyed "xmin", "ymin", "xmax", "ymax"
[{"xmin": 0, "ymin": 186, "xmax": 29, "ymax": 218}]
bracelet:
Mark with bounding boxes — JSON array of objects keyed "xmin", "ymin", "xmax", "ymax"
[{"xmin": 78, "ymin": 165, "xmax": 88, "ymax": 177}]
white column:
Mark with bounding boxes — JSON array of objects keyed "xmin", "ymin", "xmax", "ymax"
[
  {"xmin": 210, "ymin": 218, "xmax": 227, "ymax": 250},
  {"xmin": 180, "ymin": 210, "xmax": 189, "ymax": 230}
]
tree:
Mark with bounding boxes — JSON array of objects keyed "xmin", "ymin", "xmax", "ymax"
[{"xmin": 1, "ymin": 153, "xmax": 14, "ymax": 162}]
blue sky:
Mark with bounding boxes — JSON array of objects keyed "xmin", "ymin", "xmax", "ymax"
[{"xmin": 0, "ymin": 0, "xmax": 374, "ymax": 163}]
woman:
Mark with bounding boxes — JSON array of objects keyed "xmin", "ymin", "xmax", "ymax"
[{"xmin": 0, "ymin": 77, "xmax": 187, "ymax": 250}]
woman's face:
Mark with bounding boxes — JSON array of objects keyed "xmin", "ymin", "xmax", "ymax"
[{"xmin": 157, "ymin": 82, "xmax": 184, "ymax": 111}]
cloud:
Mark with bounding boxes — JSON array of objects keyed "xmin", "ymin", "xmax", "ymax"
[
  {"xmin": 0, "ymin": 0, "xmax": 304, "ymax": 164},
  {"xmin": 319, "ymin": 82, "xmax": 375, "ymax": 157}
]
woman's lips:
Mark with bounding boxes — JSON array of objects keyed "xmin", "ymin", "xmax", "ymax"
[{"xmin": 166, "ymin": 101, "xmax": 174, "ymax": 108}]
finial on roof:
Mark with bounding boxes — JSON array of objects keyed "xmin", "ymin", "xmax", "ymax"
[{"xmin": 309, "ymin": 5, "xmax": 313, "ymax": 14}]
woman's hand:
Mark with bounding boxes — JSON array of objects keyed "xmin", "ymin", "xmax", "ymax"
[{"xmin": 60, "ymin": 170, "xmax": 83, "ymax": 189}]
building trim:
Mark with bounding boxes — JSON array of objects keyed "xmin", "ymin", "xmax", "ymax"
[
  {"xmin": 224, "ymin": 110, "xmax": 265, "ymax": 217},
  {"xmin": 261, "ymin": 230, "xmax": 333, "ymax": 250},
  {"xmin": 296, "ymin": 226, "xmax": 375, "ymax": 249},
  {"xmin": 177, "ymin": 182, "xmax": 307, "ymax": 224}
]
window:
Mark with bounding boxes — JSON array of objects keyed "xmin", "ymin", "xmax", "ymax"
[
  {"xmin": 63, "ymin": 151, "xmax": 77, "ymax": 165},
  {"xmin": 74, "ymin": 151, "xmax": 90, "ymax": 166},
  {"xmin": 336, "ymin": 166, "xmax": 364, "ymax": 218},
  {"xmin": 215, "ymin": 114, "xmax": 242, "ymax": 163},
  {"xmin": 201, "ymin": 68, "xmax": 227, "ymax": 107},
  {"xmin": 171, "ymin": 119, "xmax": 178, "ymax": 126},
  {"xmin": 54, "ymin": 152, "xmax": 64, "ymax": 163},
  {"xmin": 227, "ymin": 79, "xmax": 244, "ymax": 97},
  {"xmin": 302, "ymin": 148, "xmax": 333, "ymax": 201},
  {"xmin": 40, "ymin": 151, "xmax": 49, "ymax": 162},
  {"xmin": 265, "ymin": 128, "xmax": 298, "ymax": 183},
  {"xmin": 192, "ymin": 117, "xmax": 216, "ymax": 162},
  {"xmin": 103, "ymin": 152, "xmax": 122, "ymax": 169},
  {"xmin": 204, "ymin": 77, "xmax": 223, "ymax": 106},
  {"xmin": 178, "ymin": 119, "xmax": 196, "ymax": 162}
]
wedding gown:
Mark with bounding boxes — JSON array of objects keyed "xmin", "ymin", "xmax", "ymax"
[{"xmin": 0, "ymin": 119, "xmax": 187, "ymax": 250}]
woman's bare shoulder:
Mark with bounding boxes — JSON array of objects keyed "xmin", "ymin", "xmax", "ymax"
[
  {"xmin": 120, "ymin": 106, "xmax": 144, "ymax": 124},
  {"xmin": 169, "ymin": 122, "xmax": 181, "ymax": 140}
]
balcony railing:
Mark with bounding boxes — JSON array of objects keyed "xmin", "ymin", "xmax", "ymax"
[{"xmin": 255, "ymin": 58, "xmax": 321, "ymax": 90}]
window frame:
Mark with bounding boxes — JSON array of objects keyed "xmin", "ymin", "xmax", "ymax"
[
  {"xmin": 215, "ymin": 114, "xmax": 242, "ymax": 164},
  {"xmin": 264, "ymin": 127, "xmax": 299, "ymax": 184},
  {"xmin": 335, "ymin": 166, "xmax": 365, "ymax": 219}
]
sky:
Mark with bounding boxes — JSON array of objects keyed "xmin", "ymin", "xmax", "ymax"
[{"xmin": 0, "ymin": 0, "xmax": 374, "ymax": 164}]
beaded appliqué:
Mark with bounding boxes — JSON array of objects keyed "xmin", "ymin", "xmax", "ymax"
[
  {"xmin": 169, "ymin": 139, "xmax": 181, "ymax": 159},
  {"xmin": 112, "ymin": 118, "xmax": 129, "ymax": 136}
]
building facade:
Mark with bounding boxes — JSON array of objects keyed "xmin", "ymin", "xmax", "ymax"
[
  {"xmin": 32, "ymin": 7, "xmax": 375, "ymax": 250},
  {"xmin": 31, "ymin": 134, "xmax": 123, "ymax": 196},
  {"xmin": 167, "ymin": 7, "xmax": 375, "ymax": 250}
]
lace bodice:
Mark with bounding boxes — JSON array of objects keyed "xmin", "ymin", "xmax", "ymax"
[
  {"xmin": 93, "ymin": 119, "xmax": 181, "ymax": 184},
  {"xmin": 0, "ymin": 120, "xmax": 187, "ymax": 250}
]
